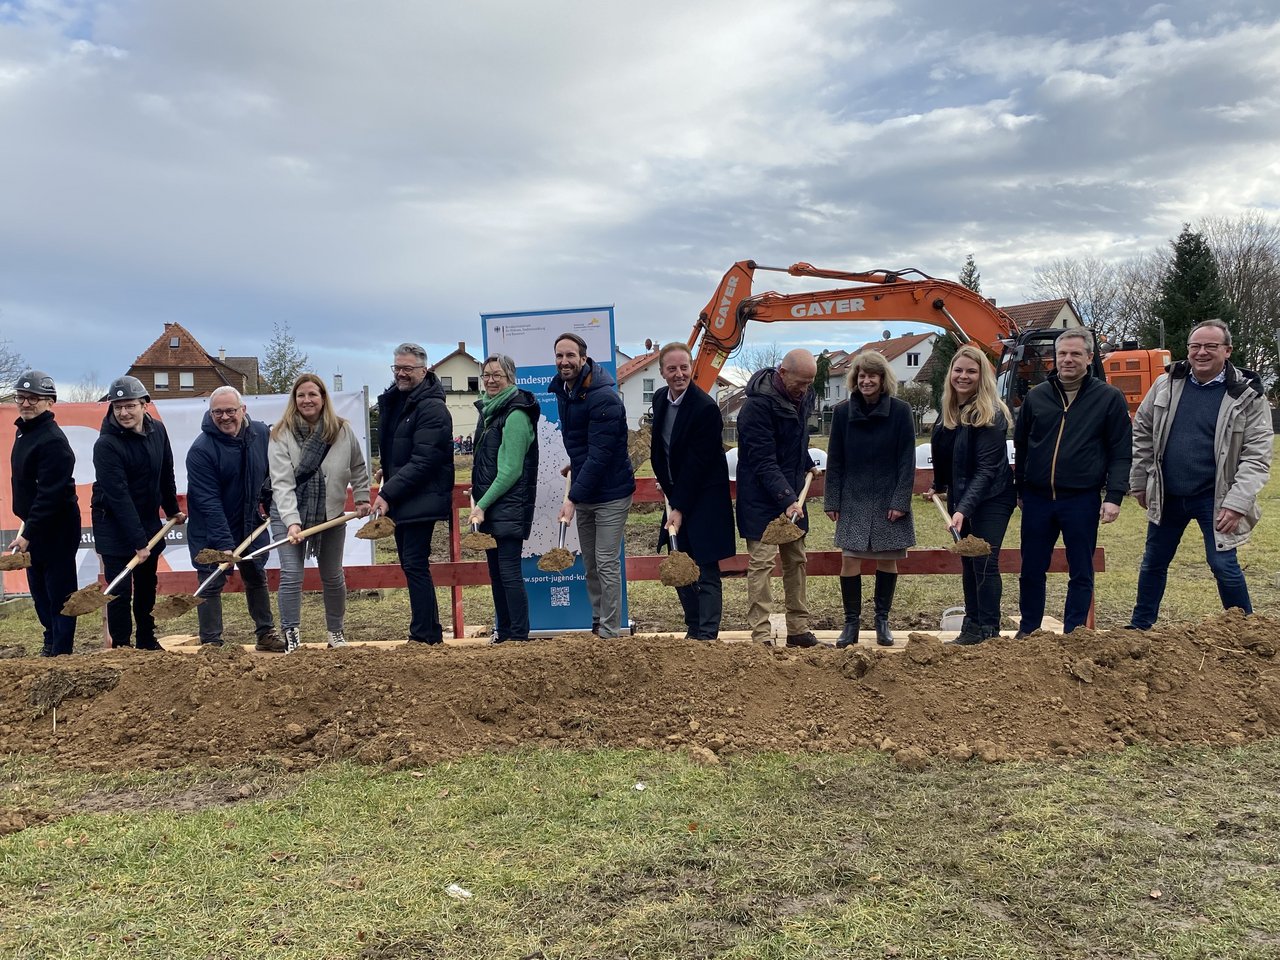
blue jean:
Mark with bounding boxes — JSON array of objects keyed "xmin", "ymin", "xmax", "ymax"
[
  {"xmin": 1018, "ymin": 489, "xmax": 1101, "ymax": 634},
  {"xmin": 486, "ymin": 535, "xmax": 529, "ymax": 641},
  {"xmin": 394, "ymin": 520, "xmax": 442, "ymax": 643},
  {"xmin": 1129, "ymin": 493, "xmax": 1251, "ymax": 629}
]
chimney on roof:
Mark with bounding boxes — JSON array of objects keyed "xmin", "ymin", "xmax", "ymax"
[
  {"xmin": 218, "ymin": 347, "xmax": 226, "ymax": 362},
  {"xmin": 334, "ymin": 373, "xmax": 343, "ymax": 392},
  {"xmin": 458, "ymin": 341, "xmax": 465, "ymax": 351}
]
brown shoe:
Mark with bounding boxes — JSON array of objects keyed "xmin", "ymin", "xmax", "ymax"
[{"xmin": 255, "ymin": 631, "xmax": 286, "ymax": 653}]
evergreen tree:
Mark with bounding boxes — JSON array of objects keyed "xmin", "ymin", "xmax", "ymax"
[
  {"xmin": 1144, "ymin": 225, "xmax": 1237, "ymax": 359},
  {"xmin": 260, "ymin": 321, "xmax": 310, "ymax": 394}
]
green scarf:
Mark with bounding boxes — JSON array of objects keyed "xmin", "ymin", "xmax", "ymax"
[{"xmin": 480, "ymin": 384, "xmax": 517, "ymax": 423}]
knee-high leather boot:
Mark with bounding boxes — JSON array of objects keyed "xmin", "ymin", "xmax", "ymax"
[
  {"xmin": 837, "ymin": 575, "xmax": 861, "ymax": 648},
  {"xmin": 874, "ymin": 571, "xmax": 897, "ymax": 647}
]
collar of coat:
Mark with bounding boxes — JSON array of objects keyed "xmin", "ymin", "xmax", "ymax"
[{"xmin": 1167, "ymin": 359, "xmax": 1263, "ymax": 400}]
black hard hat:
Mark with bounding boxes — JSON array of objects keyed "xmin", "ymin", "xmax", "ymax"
[
  {"xmin": 15, "ymin": 370, "xmax": 56, "ymax": 398},
  {"xmin": 107, "ymin": 375, "xmax": 150, "ymax": 403}
]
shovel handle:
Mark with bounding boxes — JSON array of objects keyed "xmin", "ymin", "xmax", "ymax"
[
  {"xmin": 786, "ymin": 469, "xmax": 818, "ymax": 524},
  {"xmin": 469, "ymin": 494, "xmax": 479, "ymax": 534},
  {"xmin": 194, "ymin": 518, "xmax": 273, "ymax": 598},
  {"xmin": 663, "ymin": 496, "xmax": 679, "ymax": 553},
  {"xmin": 930, "ymin": 492, "xmax": 961, "ymax": 543},
  {"xmin": 240, "ymin": 512, "xmax": 358, "ymax": 561},
  {"xmin": 7, "ymin": 521, "xmax": 24, "ymax": 554},
  {"xmin": 102, "ymin": 516, "xmax": 182, "ymax": 596}
]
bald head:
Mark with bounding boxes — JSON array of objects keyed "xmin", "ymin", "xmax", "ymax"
[{"xmin": 778, "ymin": 348, "xmax": 817, "ymax": 400}]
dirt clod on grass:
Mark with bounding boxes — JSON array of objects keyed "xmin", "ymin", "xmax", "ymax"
[{"xmin": 0, "ymin": 611, "xmax": 1277, "ymax": 771}]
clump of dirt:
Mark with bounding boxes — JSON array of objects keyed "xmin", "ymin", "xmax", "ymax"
[
  {"xmin": 949, "ymin": 534, "xmax": 991, "ymax": 557},
  {"xmin": 0, "ymin": 611, "xmax": 1277, "ymax": 771},
  {"xmin": 537, "ymin": 547, "xmax": 574, "ymax": 572},
  {"xmin": 461, "ymin": 531, "xmax": 498, "ymax": 552},
  {"xmin": 658, "ymin": 550, "xmax": 699, "ymax": 587},
  {"xmin": 759, "ymin": 515, "xmax": 803, "ymax": 545}
]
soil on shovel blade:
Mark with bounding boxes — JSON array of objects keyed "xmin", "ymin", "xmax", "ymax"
[{"xmin": 0, "ymin": 610, "xmax": 1276, "ymax": 772}]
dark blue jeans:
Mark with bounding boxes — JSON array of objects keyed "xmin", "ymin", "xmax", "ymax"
[
  {"xmin": 1130, "ymin": 493, "xmax": 1251, "ymax": 629},
  {"xmin": 955, "ymin": 493, "xmax": 1015, "ymax": 638},
  {"xmin": 1018, "ymin": 490, "xmax": 1101, "ymax": 635},
  {"xmin": 394, "ymin": 520, "xmax": 442, "ymax": 643},
  {"xmin": 102, "ymin": 550, "xmax": 162, "ymax": 649},
  {"xmin": 26, "ymin": 533, "xmax": 80, "ymax": 656},
  {"xmin": 485, "ymin": 536, "xmax": 529, "ymax": 641}
]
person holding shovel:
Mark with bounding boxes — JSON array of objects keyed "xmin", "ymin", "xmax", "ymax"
[
  {"xmin": 8, "ymin": 370, "xmax": 80, "ymax": 656},
  {"xmin": 269, "ymin": 373, "xmax": 371, "ymax": 653},
  {"xmin": 372, "ymin": 343, "xmax": 454, "ymax": 646},
  {"xmin": 650, "ymin": 342, "xmax": 734, "ymax": 641},
  {"xmin": 467, "ymin": 353, "xmax": 539, "ymax": 643},
  {"xmin": 737, "ymin": 349, "xmax": 819, "ymax": 648},
  {"xmin": 91, "ymin": 375, "xmax": 184, "ymax": 650},
  {"xmin": 185, "ymin": 386, "xmax": 283, "ymax": 652},
  {"xmin": 924, "ymin": 345, "xmax": 1016, "ymax": 645},
  {"xmin": 824, "ymin": 349, "xmax": 915, "ymax": 648}
]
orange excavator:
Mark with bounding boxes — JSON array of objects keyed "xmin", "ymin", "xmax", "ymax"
[{"xmin": 686, "ymin": 260, "xmax": 1166, "ymax": 415}]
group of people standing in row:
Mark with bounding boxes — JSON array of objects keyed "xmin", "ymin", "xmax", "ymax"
[{"xmin": 7, "ymin": 319, "xmax": 1272, "ymax": 656}]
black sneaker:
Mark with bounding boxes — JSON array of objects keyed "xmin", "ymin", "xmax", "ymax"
[
  {"xmin": 948, "ymin": 630, "xmax": 985, "ymax": 646},
  {"xmin": 785, "ymin": 632, "xmax": 819, "ymax": 649}
]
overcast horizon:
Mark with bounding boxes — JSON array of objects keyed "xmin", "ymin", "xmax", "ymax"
[{"xmin": 3, "ymin": 0, "xmax": 1278, "ymax": 395}]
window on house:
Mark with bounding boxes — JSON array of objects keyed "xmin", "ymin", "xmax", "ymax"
[
  {"xmin": 440, "ymin": 376, "xmax": 453, "ymax": 391},
  {"xmin": 642, "ymin": 378, "xmax": 654, "ymax": 403},
  {"xmin": 179, "ymin": 372, "xmax": 194, "ymax": 391},
  {"xmin": 467, "ymin": 377, "xmax": 479, "ymax": 392},
  {"xmin": 169, "ymin": 336, "xmax": 180, "ymax": 348},
  {"xmin": 906, "ymin": 353, "xmax": 921, "ymax": 367},
  {"xmin": 154, "ymin": 372, "xmax": 169, "ymax": 390}
]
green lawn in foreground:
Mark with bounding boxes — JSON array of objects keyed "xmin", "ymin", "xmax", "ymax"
[{"xmin": 2, "ymin": 743, "xmax": 1278, "ymax": 959}]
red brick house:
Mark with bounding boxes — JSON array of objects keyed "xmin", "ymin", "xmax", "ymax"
[{"xmin": 126, "ymin": 323, "xmax": 261, "ymax": 398}]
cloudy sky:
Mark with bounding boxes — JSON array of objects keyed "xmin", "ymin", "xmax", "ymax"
[{"xmin": 2, "ymin": 0, "xmax": 1279, "ymax": 396}]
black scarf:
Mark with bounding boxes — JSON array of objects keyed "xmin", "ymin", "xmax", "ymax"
[{"xmin": 292, "ymin": 418, "xmax": 331, "ymax": 557}]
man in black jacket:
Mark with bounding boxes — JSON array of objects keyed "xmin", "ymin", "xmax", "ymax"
[
  {"xmin": 372, "ymin": 343, "xmax": 455, "ymax": 644},
  {"xmin": 91, "ymin": 375, "xmax": 184, "ymax": 650},
  {"xmin": 650, "ymin": 343, "xmax": 735, "ymax": 640},
  {"xmin": 8, "ymin": 371, "xmax": 80, "ymax": 656},
  {"xmin": 1014, "ymin": 329, "xmax": 1131, "ymax": 635}
]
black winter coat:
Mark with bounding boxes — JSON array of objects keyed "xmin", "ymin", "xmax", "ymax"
[
  {"xmin": 735, "ymin": 368, "xmax": 815, "ymax": 541},
  {"xmin": 376, "ymin": 374, "xmax": 455, "ymax": 524},
  {"xmin": 548, "ymin": 359, "xmax": 635, "ymax": 504},
  {"xmin": 10, "ymin": 410, "xmax": 80, "ymax": 559},
  {"xmin": 1014, "ymin": 372, "xmax": 1132, "ymax": 503},
  {"xmin": 472, "ymin": 388, "xmax": 541, "ymax": 539},
  {"xmin": 824, "ymin": 393, "xmax": 916, "ymax": 553},
  {"xmin": 90, "ymin": 411, "xmax": 179, "ymax": 557},
  {"xmin": 930, "ymin": 409, "xmax": 1015, "ymax": 519},
  {"xmin": 185, "ymin": 412, "xmax": 271, "ymax": 558},
  {"xmin": 650, "ymin": 383, "xmax": 735, "ymax": 565}
]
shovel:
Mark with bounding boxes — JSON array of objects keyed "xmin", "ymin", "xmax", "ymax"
[
  {"xmin": 929, "ymin": 493, "xmax": 991, "ymax": 557},
  {"xmin": 239, "ymin": 511, "xmax": 360, "ymax": 562},
  {"xmin": 61, "ymin": 516, "xmax": 182, "ymax": 617},
  {"xmin": 760, "ymin": 470, "xmax": 817, "ymax": 545},
  {"xmin": 461, "ymin": 495, "xmax": 497, "ymax": 552},
  {"xmin": 153, "ymin": 518, "xmax": 272, "ymax": 621},
  {"xmin": 658, "ymin": 498, "xmax": 699, "ymax": 588},
  {"xmin": 0, "ymin": 522, "xmax": 31, "ymax": 572},
  {"xmin": 355, "ymin": 509, "xmax": 396, "ymax": 540},
  {"xmin": 537, "ymin": 472, "xmax": 576, "ymax": 572}
]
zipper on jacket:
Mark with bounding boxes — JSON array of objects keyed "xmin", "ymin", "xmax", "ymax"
[{"xmin": 1048, "ymin": 384, "xmax": 1073, "ymax": 500}]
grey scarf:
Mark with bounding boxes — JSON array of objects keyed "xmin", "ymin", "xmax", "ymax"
[{"xmin": 292, "ymin": 419, "xmax": 331, "ymax": 558}]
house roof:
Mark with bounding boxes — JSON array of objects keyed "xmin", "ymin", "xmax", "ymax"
[
  {"xmin": 429, "ymin": 341, "xmax": 481, "ymax": 371},
  {"xmin": 129, "ymin": 322, "xmax": 247, "ymax": 386},
  {"xmin": 853, "ymin": 332, "xmax": 936, "ymax": 362},
  {"xmin": 616, "ymin": 350, "xmax": 659, "ymax": 383},
  {"xmin": 1003, "ymin": 298, "xmax": 1077, "ymax": 332}
]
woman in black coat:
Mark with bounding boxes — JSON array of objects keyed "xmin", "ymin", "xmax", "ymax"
[
  {"xmin": 649, "ymin": 343, "xmax": 735, "ymax": 640},
  {"xmin": 824, "ymin": 350, "xmax": 915, "ymax": 647},
  {"xmin": 925, "ymin": 345, "xmax": 1016, "ymax": 645}
]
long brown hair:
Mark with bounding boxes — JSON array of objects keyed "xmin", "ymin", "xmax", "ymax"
[
  {"xmin": 271, "ymin": 373, "xmax": 345, "ymax": 444},
  {"xmin": 941, "ymin": 345, "xmax": 1009, "ymax": 429}
]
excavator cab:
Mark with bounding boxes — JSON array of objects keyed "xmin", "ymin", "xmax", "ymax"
[{"xmin": 997, "ymin": 329, "xmax": 1108, "ymax": 416}]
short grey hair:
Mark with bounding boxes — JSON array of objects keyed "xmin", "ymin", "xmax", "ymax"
[
  {"xmin": 1055, "ymin": 328, "xmax": 1094, "ymax": 354},
  {"xmin": 483, "ymin": 353, "xmax": 518, "ymax": 383},
  {"xmin": 394, "ymin": 342, "xmax": 428, "ymax": 365},
  {"xmin": 1189, "ymin": 319, "xmax": 1232, "ymax": 347},
  {"xmin": 209, "ymin": 386, "xmax": 243, "ymax": 406}
]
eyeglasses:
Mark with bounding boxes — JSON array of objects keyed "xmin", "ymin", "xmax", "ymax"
[
  {"xmin": 15, "ymin": 395, "xmax": 45, "ymax": 406},
  {"xmin": 211, "ymin": 408, "xmax": 241, "ymax": 418},
  {"xmin": 112, "ymin": 402, "xmax": 142, "ymax": 412},
  {"xmin": 1186, "ymin": 343, "xmax": 1225, "ymax": 353},
  {"xmin": 391, "ymin": 365, "xmax": 425, "ymax": 374},
  {"xmin": 481, "ymin": 373, "xmax": 507, "ymax": 381}
]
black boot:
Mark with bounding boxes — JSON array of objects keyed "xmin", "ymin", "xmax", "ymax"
[
  {"xmin": 874, "ymin": 571, "xmax": 897, "ymax": 647},
  {"xmin": 836, "ymin": 575, "xmax": 861, "ymax": 648}
]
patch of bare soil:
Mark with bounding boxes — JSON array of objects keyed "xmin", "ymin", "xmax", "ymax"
[{"xmin": 0, "ymin": 611, "xmax": 1276, "ymax": 773}]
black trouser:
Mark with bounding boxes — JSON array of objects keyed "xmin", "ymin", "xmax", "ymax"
[
  {"xmin": 26, "ymin": 529, "xmax": 81, "ymax": 656},
  {"xmin": 486, "ymin": 535, "xmax": 529, "ymax": 641},
  {"xmin": 101, "ymin": 550, "xmax": 162, "ymax": 649},
  {"xmin": 677, "ymin": 560, "xmax": 723, "ymax": 640},
  {"xmin": 956, "ymin": 493, "xmax": 1015, "ymax": 638},
  {"xmin": 193, "ymin": 557, "xmax": 276, "ymax": 643},
  {"xmin": 394, "ymin": 520, "xmax": 442, "ymax": 642}
]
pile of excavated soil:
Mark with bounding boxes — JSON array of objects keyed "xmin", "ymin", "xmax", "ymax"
[{"xmin": 0, "ymin": 611, "xmax": 1275, "ymax": 772}]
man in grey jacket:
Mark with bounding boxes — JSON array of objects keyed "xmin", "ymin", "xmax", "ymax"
[{"xmin": 1126, "ymin": 319, "xmax": 1273, "ymax": 629}]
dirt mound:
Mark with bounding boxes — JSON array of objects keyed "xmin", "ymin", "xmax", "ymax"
[{"xmin": 0, "ymin": 611, "xmax": 1276, "ymax": 771}]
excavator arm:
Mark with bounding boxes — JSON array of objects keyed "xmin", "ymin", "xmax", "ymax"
[{"xmin": 688, "ymin": 261, "xmax": 1019, "ymax": 392}]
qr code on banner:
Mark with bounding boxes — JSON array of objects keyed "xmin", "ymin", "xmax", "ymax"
[{"xmin": 550, "ymin": 586, "xmax": 570, "ymax": 608}]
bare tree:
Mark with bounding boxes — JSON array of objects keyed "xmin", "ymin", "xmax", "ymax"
[
  {"xmin": 899, "ymin": 382, "xmax": 934, "ymax": 434},
  {"xmin": 1031, "ymin": 257, "xmax": 1124, "ymax": 343},
  {"xmin": 62, "ymin": 372, "xmax": 109, "ymax": 403},
  {"xmin": 734, "ymin": 341, "xmax": 785, "ymax": 375},
  {"xmin": 1201, "ymin": 211, "xmax": 1280, "ymax": 376},
  {"xmin": 1113, "ymin": 252, "xmax": 1166, "ymax": 346},
  {"xmin": 0, "ymin": 338, "xmax": 26, "ymax": 401}
]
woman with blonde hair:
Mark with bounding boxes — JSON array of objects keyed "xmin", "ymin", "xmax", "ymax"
[
  {"xmin": 824, "ymin": 349, "xmax": 916, "ymax": 647},
  {"xmin": 269, "ymin": 373, "xmax": 371, "ymax": 653},
  {"xmin": 924, "ymin": 344, "xmax": 1016, "ymax": 645}
]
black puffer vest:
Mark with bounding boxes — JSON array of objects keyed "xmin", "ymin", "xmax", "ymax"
[{"xmin": 472, "ymin": 389, "xmax": 541, "ymax": 539}]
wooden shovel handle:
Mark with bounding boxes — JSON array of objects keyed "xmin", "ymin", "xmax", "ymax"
[
  {"xmin": 792, "ymin": 469, "xmax": 817, "ymax": 513},
  {"xmin": 662, "ymin": 496, "xmax": 678, "ymax": 551},
  {"xmin": 561, "ymin": 470, "xmax": 572, "ymax": 504},
  {"xmin": 7, "ymin": 521, "xmax": 24, "ymax": 554},
  {"xmin": 297, "ymin": 511, "xmax": 359, "ymax": 538},
  {"xmin": 930, "ymin": 492, "xmax": 961, "ymax": 542},
  {"xmin": 204, "ymin": 517, "xmax": 274, "ymax": 588},
  {"xmin": 102, "ymin": 516, "xmax": 182, "ymax": 595}
]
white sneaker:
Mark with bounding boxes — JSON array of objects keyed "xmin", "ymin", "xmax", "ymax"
[
  {"xmin": 283, "ymin": 627, "xmax": 301, "ymax": 654},
  {"xmin": 327, "ymin": 629, "xmax": 349, "ymax": 648}
]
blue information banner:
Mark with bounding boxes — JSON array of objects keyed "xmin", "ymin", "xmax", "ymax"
[{"xmin": 479, "ymin": 306, "xmax": 629, "ymax": 634}]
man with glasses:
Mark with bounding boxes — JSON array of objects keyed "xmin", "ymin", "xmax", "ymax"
[
  {"xmin": 1014, "ymin": 329, "xmax": 1131, "ymax": 636},
  {"xmin": 186, "ymin": 386, "xmax": 282, "ymax": 651},
  {"xmin": 372, "ymin": 343, "xmax": 454, "ymax": 644},
  {"xmin": 1126, "ymin": 319, "xmax": 1273, "ymax": 629},
  {"xmin": 8, "ymin": 371, "xmax": 80, "ymax": 656},
  {"xmin": 91, "ymin": 375, "xmax": 184, "ymax": 650}
]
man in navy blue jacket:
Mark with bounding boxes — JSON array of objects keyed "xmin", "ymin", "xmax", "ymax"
[
  {"xmin": 549, "ymin": 333, "xmax": 636, "ymax": 638},
  {"xmin": 186, "ymin": 386, "xmax": 282, "ymax": 651}
]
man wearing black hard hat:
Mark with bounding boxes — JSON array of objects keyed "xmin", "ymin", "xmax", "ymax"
[
  {"xmin": 8, "ymin": 371, "xmax": 80, "ymax": 656},
  {"xmin": 91, "ymin": 375, "xmax": 184, "ymax": 650}
]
